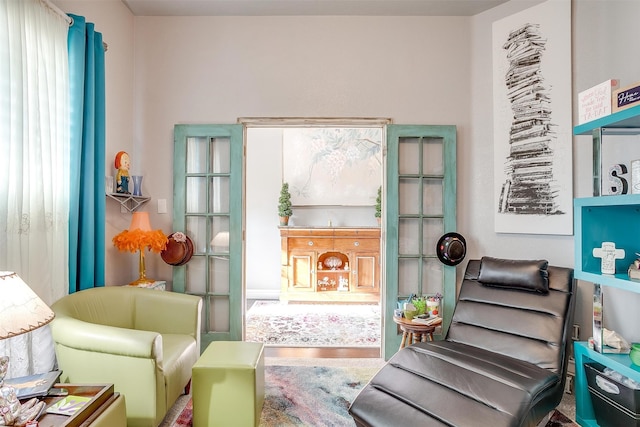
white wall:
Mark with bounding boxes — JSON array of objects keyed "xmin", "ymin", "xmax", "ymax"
[
  {"xmin": 53, "ymin": 0, "xmax": 640, "ymax": 342},
  {"xmin": 470, "ymin": 0, "xmax": 640, "ymax": 343},
  {"xmin": 130, "ymin": 14, "xmax": 472, "ymax": 287}
]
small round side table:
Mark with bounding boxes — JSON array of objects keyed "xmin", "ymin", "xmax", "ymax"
[{"xmin": 393, "ymin": 315, "xmax": 436, "ymax": 350}]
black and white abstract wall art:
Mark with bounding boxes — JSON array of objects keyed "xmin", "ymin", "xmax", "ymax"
[{"xmin": 492, "ymin": 0, "xmax": 572, "ymax": 235}]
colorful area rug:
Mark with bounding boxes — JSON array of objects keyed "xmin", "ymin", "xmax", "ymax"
[
  {"xmin": 171, "ymin": 364, "xmax": 379, "ymax": 426},
  {"xmin": 168, "ymin": 364, "xmax": 578, "ymax": 427},
  {"xmin": 245, "ymin": 301, "xmax": 381, "ymax": 347}
]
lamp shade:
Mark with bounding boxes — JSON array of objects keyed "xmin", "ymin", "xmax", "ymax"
[
  {"xmin": 0, "ymin": 272, "xmax": 54, "ymax": 339},
  {"xmin": 129, "ymin": 211, "xmax": 152, "ymax": 232}
]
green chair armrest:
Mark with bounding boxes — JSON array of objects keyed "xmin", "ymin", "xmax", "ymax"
[
  {"xmin": 134, "ymin": 291, "xmax": 202, "ymax": 351},
  {"xmin": 51, "ymin": 317, "xmax": 162, "ymax": 359}
]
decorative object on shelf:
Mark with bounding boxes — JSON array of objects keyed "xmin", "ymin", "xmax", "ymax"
[
  {"xmin": 630, "ymin": 343, "xmax": 640, "ymax": 366},
  {"xmin": 105, "ymin": 175, "xmax": 114, "ymax": 194},
  {"xmin": 607, "ymin": 164, "xmax": 628, "ymax": 195},
  {"xmin": 613, "ymin": 80, "xmax": 640, "ymax": 112},
  {"xmin": 403, "ymin": 302, "xmax": 417, "ymax": 321},
  {"xmin": 278, "ymin": 182, "xmax": 293, "ymax": 226},
  {"xmin": 0, "ymin": 272, "xmax": 53, "ymax": 426},
  {"xmin": 632, "ymin": 160, "xmax": 640, "ymax": 194},
  {"xmin": 161, "ymin": 232, "xmax": 194, "ymax": 267},
  {"xmin": 375, "ymin": 186, "xmax": 381, "ymax": 224},
  {"xmin": 411, "ymin": 297, "xmax": 426, "ymax": 316},
  {"xmin": 578, "ymin": 79, "xmax": 619, "ymax": 125},
  {"xmin": 114, "ymin": 151, "xmax": 131, "ymax": 194},
  {"xmin": 132, "ymin": 175, "xmax": 143, "ymax": 197},
  {"xmin": 112, "ymin": 212, "xmax": 167, "ymax": 285},
  {"xmin": 436, "ymin": 232, "xmax": 467, "ymax": 266},
  {"xmin": 601, "ymin": 328, "xmax": 631, "ymax": 354},
  {"xmin": 628, "ymin": 253, "xmax": 640, "ymax": 281},
  {"xmin": 592, "ymin": 242, "xmax": 625, "ymax": 275},
  {"xmin": 323, "ymin": 256, "xmax": 342, "ymax": 270},
  {"xmin": 317, "ymin": 276, "xmax": 336, "ymax": 291},
  {"xmin": 427, "ymin": 293, "xmax": 442, "ymax": 315}
]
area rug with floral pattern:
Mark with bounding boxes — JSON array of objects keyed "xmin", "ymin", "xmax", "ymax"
[
  {"xmin": 245, "ymin": 301, "xmax": 381, "ymax": 347},
  {"xmin": 166, "ymin": 363, "xmax": 578, "ymax": 427}
]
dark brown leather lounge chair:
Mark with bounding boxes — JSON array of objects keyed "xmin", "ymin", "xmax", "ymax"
[{"xmin": 349, "ymin": 257, "xmax": 576, "ymax": 427}]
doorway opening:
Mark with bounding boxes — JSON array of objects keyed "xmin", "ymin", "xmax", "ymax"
[{"xmin": 243, "ymin": 119, "xmax": 388, "ymax": 358}]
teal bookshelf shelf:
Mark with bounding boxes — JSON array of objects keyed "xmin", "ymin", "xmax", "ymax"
[
  {"xmin": 572, "ymin": 103, "xmax": 640, "ymax": 427},
  {"xmin": 574, "ymin": 104, "xmax": 640, "ymax": 135}
]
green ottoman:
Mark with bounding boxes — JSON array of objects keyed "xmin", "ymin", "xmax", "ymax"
[{"xmin": 192, "ymin": 341, "xmax": 265, "ymax": 427}]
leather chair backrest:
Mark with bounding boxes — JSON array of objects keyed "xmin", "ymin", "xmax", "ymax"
[
  {"xmin": 446, "ymin": 258, "xmax": 575, "ymax": 375},
  {"xmin": 52, "ymin": 286, "xmax": 137, "ymax": 329}
]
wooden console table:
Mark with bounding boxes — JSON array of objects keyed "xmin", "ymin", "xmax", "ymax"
[{"xmin": 279, "ymin": 227, "xmax": 380, "ymax": 303}]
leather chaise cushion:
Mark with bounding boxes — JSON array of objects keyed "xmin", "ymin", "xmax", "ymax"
[
  {"xmin": 348, "ymin": 258, "xmax": 575, "ymax": 427},
  {"xmin": 350, "ymin": 342, "xmax": 562, "ymax": 427},
  {"xmin": 478, "ymin": 257, "xmax": 549, "ymax": 294}
]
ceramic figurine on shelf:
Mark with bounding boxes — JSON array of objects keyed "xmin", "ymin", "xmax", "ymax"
[{"xmin": 115, "ymin": 151, "xmax": 131, "ymax": 194}]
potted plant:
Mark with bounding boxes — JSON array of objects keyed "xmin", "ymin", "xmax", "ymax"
[
  {"xmin": 278, "ymin": 182, "xmax": 293, "ymax": 226},
  {"xmin": 375, "ymin": 186, "xmax": 382, "ymax": 224}
]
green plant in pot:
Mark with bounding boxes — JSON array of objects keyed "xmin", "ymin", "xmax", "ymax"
[
  {"xmin": 278, "ymin": 182, "xmax": 293, "ymax": 226},
  {"xmin": 375, "ymin": 186, "xmax": 382, "ymax": 224},
  {"xmin": 411, "ymin": 296, "xmax": 426, "ymax": 315}
]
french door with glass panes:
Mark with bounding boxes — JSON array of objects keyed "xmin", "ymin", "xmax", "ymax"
[
  {"xmin": 384, "ymin": 125, "xmax": 457, "ymax": 359},
  {"xmin": 173, "ymin": 125, "xmax": 243, "ymax": 349}
]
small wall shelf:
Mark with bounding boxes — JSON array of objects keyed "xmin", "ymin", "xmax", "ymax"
[{"xmin": 106, "ymin": 193, "xmax": 150, "ymax": 212}]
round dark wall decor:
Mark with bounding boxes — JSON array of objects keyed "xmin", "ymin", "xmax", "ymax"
[
  {"xmin": 161, "ymin": 232, "xmax": 194, "ymax": 266},
  {"xmin": 436, "ymin": 232, "xmax": 467, "ymax": 266}
]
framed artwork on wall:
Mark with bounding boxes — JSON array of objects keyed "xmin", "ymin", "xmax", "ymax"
[
  {"xmin": 283, "ymin": 127, "xmax": 382, "ymax": 206},
  {"xmin": 492, "ymin": 0, "xmax": 573, "ymax": 235}
]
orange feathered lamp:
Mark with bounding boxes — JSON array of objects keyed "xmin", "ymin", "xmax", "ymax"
[{"xmin": 113, "ymin": 211, "xmax": 167, "ymax": 286}]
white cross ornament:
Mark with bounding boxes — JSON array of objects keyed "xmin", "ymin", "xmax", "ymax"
[{"xmin": 593, "ymin": 242, "xmax": 625, "ymax": 275}]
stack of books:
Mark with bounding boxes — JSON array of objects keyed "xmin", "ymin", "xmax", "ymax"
[
  {"xmin": 497, "ymin": 23, "xmax": 560, "ymax": 216},
  {"xmin": 411, "ymin": 316, "xmax": 442, "ymax": 326}
]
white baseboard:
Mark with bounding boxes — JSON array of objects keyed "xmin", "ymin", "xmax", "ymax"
[{"xmin": 246, "ymin": 289, "xmax": 280, "ymax": 300}]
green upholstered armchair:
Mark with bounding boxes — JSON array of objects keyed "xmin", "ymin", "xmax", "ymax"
[{"xmin": 50, "ymin": 286, "xmax": 202, "ymax": 427}]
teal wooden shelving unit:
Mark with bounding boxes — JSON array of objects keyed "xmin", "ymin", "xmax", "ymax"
[{"xmin": 573, "ymin": 105, "xmax": 640, "ymax": 426}]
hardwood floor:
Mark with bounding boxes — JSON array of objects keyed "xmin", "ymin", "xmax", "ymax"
[
  {"xmin": 247, "ymin": 299, "xmax": 382, "ymax": 359},
  {"xmin": 264, "ymin": 346, "xmax": 381, "ymax": 358}
]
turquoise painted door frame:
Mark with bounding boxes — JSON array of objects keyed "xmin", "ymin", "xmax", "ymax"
[
  {"xmin": 173, "ymin": 124, "xmax": 243, "ymax": 349},
  {"xmin": 384, "ymin": 125, "xmax": 457, "ymax": 360},
  {"xmin": 172, "ymin": 123, "xmax": 455, "ymax": 358}
]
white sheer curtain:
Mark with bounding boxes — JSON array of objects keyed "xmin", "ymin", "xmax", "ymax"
[{"xmin": 0, "ymin": 0, "xmax": 69, "ymax": 377}]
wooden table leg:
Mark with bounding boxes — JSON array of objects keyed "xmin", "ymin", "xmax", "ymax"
[{"xmin": 400, "ymin": 331, "xmax": 408, "ymax": 349}]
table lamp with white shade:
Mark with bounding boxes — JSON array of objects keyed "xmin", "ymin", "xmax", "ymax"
[{"xmin": 0, "ymin": 271, "xmax": 54, "ymax": 425}]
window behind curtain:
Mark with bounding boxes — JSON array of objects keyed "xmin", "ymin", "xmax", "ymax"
[{"xmin": 0, "ymin": 0, "xmax": 70, "ymax": 305}]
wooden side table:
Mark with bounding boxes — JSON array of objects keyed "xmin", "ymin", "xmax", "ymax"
[
  {"xmin": 25, "ymin": 383, "xmax": 126, "ymax": 427},
  {"xmin": 393, "ymin": 316, "xmax": 437, "ymax": 350}
]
